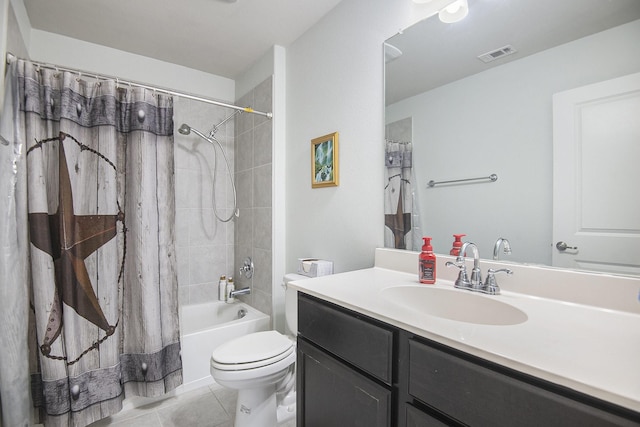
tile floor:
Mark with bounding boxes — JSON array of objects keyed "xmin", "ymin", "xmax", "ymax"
[{"xmin": 90, "ymin": 384, "xmax": 296, "ymax": 427}]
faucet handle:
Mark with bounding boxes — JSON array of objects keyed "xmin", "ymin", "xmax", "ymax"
[
  {"xmin": 446, "ymin": 261, "xmax": 471, "ymax": 290},
  {"xmin": 239, "ymin": 257, "xmax": 254, "ymax": 279},
  {"xmin": 445, "ymin": 261, "xmax": 466, "ymax": 274},
  {"xmin": 445, "ymin": 260, "xmax": 463, "ymax": 269},
  {"xmin": 489, "ymin": 268, "xmax": 513, "ymax": 276},
  {"xmin": 481, "ymin": 268, "xmax": 513, "ymax": 295}
]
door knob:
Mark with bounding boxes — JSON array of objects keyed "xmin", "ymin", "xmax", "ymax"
[{"xmin": 556, "ymin": 241, "xmax": 578, "ymax": 251}]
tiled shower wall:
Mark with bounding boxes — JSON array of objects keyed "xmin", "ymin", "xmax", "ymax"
[
  {"xmin": 174, "ymin": 97, "xmax": 236, "ymax": 305},
  {"xmin": 233, "ymin": 76, "xmax": 274, "ymax": 318},
  {"xmin": 173, "ymin": 76, "xmax": 273, "ymax": 317}
]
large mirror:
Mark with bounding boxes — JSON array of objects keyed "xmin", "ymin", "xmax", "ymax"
[{"xmin": 384, "ymin": 0, "xmax": 640, "ymax": 275}]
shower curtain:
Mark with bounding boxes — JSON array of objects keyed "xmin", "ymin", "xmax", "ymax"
[
  {"xmin": 384, "ymin": 139, "xmax": 421, "ymax": 251},
  {"xmin": 0, "ymin": 56, "xmax": 31, "ymax": 427},
  {"xmin": 1, "ymin": 59, "xmax": 182, "ymax": 427}
]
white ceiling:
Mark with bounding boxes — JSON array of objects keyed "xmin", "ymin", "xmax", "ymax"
[
  {"xmin": 21, "ymin": 0, "xmax": 640, "ymax": 100},
  {"xmin": 22, "ymin": 0, "xmax": 344, "ymax": 79},
  {"xmin": 386, "ymin": 0, "xmax": 640, "ymax": 105}
]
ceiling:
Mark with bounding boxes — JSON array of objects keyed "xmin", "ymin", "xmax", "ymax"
[
  {"xmin": 21, "ymin": 0, "xmax": 640, "ymax": 97},
  {"xmin": 22, "ymin": 0, "xmax": 344, "ymax": 79},
  {"xmin": 385, "ymin": 0, "xmax": 640, "ymax": 105}
]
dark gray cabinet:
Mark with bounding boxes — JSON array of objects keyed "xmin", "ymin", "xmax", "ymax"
[
  {"xmin": 296, "ymin": 293, "xmax": 394, "ymax": 426},
  {"xmin": 296, "ymin": 292, "xmax": 640, "ymax": 427},
  {"xmin": 408, "ymin": 338, "xmax": 640, "ymax": 427},
  {"xmin": 297, "ymin": 339, "xmax": 391, "ymax": 427},
  {"xmin": 406, "ymin": 404, "xmax": 449, "ymax": 427},
  {"xmin": 297, "ymin": 291, "xmax": 394, "ymax": 384}
]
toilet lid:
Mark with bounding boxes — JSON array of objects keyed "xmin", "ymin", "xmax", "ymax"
[{"xmin": 211, "ymin": 330, "xmax": 293, "ymax": 365}]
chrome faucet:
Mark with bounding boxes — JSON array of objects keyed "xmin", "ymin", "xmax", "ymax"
[
  {"xmin": 459, "ymin": 242, "xmax": 483, "ymax": 290},
  {"xmin": 445, "ymin": 241, "xmax": 513, "ymax": 295},
  {"xmin": 446, "ymin": 242, "xmax": 482, "ymax": 291},
  {"xmin": 229, "ymin": 287, "xmax": 251, "ymax": 298},
  {"xmin": 493, "ymin": 237, "xmax": 512, "ymax": 260}
]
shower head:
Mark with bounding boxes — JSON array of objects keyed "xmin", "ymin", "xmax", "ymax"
[
  {"xmin": 178, "ymin": 123, "xmax": 215, "ymax": 144},
  {"xmin": 178, "ymin": 123, "xmax": 191, "ymax": 135},
  {"xmin": 178, "ymin": 123, "xmax": 211, "ymax": 142}
]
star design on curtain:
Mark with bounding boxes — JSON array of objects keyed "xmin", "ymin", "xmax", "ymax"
[
  {"xmin": 385, "ymin": 186, "xmax": 412, "ymax": 249},
  {"xmin": 29, "ymin": 135, "xmax": 122, "ymax": 357}
]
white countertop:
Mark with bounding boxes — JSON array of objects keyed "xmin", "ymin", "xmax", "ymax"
[{"xmin": 289, "ymin": 249, "xmax": 640, "ymax": 413}]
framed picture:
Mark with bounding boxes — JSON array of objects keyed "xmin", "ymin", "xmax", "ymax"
[{"xmin": 311, "ymin": 132, "xmax": 339, "ymax": 188}]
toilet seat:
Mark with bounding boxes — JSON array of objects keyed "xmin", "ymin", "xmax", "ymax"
[{"xmin": 211, "ymin": 330, "xmax": 294, "ymax": 371}]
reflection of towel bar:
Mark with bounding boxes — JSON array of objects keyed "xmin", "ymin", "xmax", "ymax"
[{"xmin": 428, "ymin": 173, "xmax": 498, "ymax": 188}]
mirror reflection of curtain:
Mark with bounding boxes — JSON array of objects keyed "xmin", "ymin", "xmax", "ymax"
[
  {"xmin": 1, "ymin": 59, "xmax": 182, "ymax": 427},
  {"xmin": 384, "ymin": 117, "xmax": 421, "ymax": 251}
]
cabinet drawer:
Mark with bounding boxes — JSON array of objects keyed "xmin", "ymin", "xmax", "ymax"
[
  {"xmin": 409, "ymin": 339, "xmax": 638, "ymax": 427},
  {"xmin": 298, "ymin": 293, "xmax": 394, "ymax": 385}
]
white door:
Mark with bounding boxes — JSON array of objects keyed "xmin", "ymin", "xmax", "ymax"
[{"xmin": 552, "ymin": 72, "xmax": 640, "ymax": 275}]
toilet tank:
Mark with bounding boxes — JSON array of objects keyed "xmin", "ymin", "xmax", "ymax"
[{"xmin": 283, "ymin": 273, "xmax": 309, "ymax": 335}]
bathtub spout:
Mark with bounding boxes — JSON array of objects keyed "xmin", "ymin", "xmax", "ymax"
[{"xmin": 229, "ymin": 287, "xmax": 251, "ymax": 298}]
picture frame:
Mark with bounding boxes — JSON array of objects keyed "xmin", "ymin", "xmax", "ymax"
[{"xmin": 311, "ymin": 132, "xmax": 339, "ymax": 188}]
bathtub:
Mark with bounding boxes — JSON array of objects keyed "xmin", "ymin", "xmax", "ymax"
[{"xmin": 179, "ymin": 301, "xmax": 270, "ymax": 392}]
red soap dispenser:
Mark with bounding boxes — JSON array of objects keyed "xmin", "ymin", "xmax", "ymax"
[
  {"xmin": 450, "ymin": 234, "xmax": 466, "ymax": 256},
  {"xmin": 419, "ymin": 237, "xmax": 436, "ymax": 284}
]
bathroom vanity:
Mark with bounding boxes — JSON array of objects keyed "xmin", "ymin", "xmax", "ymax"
[{"xmin": 291, "ymin": 249, "xmax": 640, "ymax": 426}]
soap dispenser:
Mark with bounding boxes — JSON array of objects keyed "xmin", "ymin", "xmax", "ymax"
[
  {"xmin": 450, "ymin": 234, "xmax": 466, "ymax": 256},
  {"xmin": 419, "ymin": 237, "xmax": 436, "ymax": 284}
]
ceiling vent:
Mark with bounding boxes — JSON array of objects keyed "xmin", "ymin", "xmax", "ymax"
[{"xmin": 477, "ymin": 45, "xmax": 517, "ymax": 63}]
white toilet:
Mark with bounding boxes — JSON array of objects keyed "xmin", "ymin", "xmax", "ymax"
[{"xmin": 210, "ymin": 273, "xmax": 307, "ymax": 427}]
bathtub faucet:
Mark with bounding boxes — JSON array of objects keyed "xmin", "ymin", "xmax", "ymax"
[{"xmin": 230, "ymin": 287, "xmax": 251, "ymax": 298}]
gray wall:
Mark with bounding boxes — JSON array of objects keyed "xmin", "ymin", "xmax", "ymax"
[
  {"xmin": 174, "ymin": 98, "xmax": 236, "ymax": 305},
  {"xmin": 5, "ymin": 2, "xmax": 28, "ymax": 59},
  {"xmin": 234, "ymin": 76, "xmax": 274, "ymax": 319},
  {"xmin": 284, "ymin": 0, "xmax": 418, "ymax": 275}
]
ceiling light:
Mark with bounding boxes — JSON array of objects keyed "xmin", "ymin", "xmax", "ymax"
[{"xmin": 438, "ymin": 0, "xmax": 469, "ymax": 23}]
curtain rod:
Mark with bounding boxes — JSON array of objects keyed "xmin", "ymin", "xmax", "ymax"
[{"xmin": 5, "ymin": 52, "xmax": 273, "ymax": 119}]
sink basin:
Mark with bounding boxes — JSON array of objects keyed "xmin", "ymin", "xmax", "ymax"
[{"xmin": 381, "ymin": 286, "xmax": 527, "ymax": 325}]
